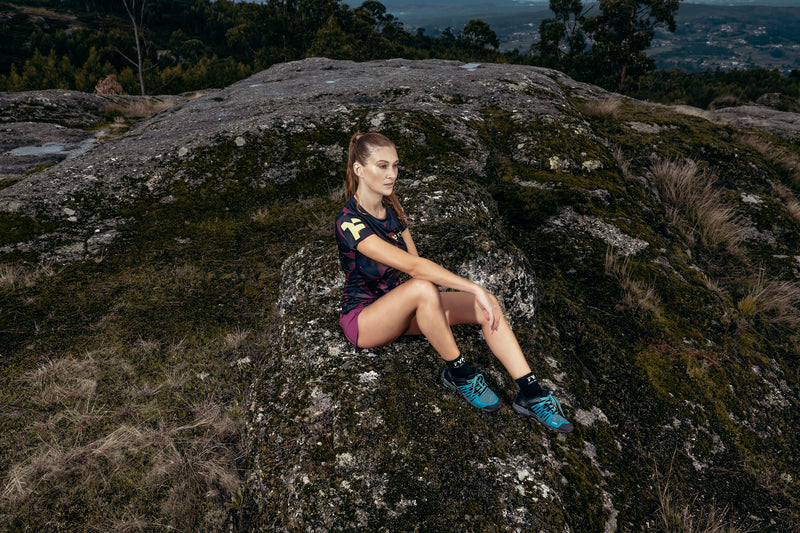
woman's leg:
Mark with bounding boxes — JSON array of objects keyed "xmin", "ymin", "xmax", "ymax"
[
  {"xmin": 405, "ymin": 291, "xmax": 533, "ymax": 380},
  {"xmin": 356, "ymin": 278, "xmax": 460, "ymax": 359}
]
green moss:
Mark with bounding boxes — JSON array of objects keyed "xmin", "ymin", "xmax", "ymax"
[{"xmin": 0, "ymin": 212, "xmax": 62, "ymax": 246}]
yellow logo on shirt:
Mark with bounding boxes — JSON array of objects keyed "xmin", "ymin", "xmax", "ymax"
[{"xmin": 341, "ymin": 218, "xmax": 366, "ymax": 240}]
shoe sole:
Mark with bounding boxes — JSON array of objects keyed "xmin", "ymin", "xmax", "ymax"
[
  {"xmin": 441, "ymin": 370, "xmax": 502, "ymax": 413},
  {"xmin": 512, "ymin": 402, "xmax": 574, "ymax": 433}
]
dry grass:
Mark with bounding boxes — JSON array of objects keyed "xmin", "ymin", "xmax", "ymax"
[
  {"xmin": 605, "ymin": 247, "xmax": 661, "ymax": 315},
  {"xmin": 671, "ymin": 105, "xmax": 713, "ymax": 120},
  {"xmin": 612, "ymin": 146, "xmax": 635, "ymax": 181},
  {"xmin": 223, "ymin": 326, "xmax": 252, "ymax": 352},
  {"xmin": 2, "ymin": 336, "xmax": 248, "ymax": 530},
  {"xmin": 769, "ymin": 180, "xmax": 800, "ymax": 223},
  {"xmin": 738, "ymin": 134, "xmax": 800, "ymax": 185},
  {"xmin": 104, "ymin": 97, "xmax": 179, "ymax": 120},
  {"xmin": 655, "ymin": 458, "xmax": 751, "ymax": 533},
  {"xmin": 2, "ymin": 413, "xmax": 241, "ymax": 508},
  {"xmin": 20, "ymin": 353, "xmax": 108, "ymax": 405},
  {"xmin": 0, "ymin": 261, "xmax": 57, "ymax": 289},
  {"xmin": 649, "ymin": 158, "xmax": 743, "ymax": 251},
  {"xmin": 700, "ymin": 272, "xmax": 721, "ymax": 293},
  {"xmin": 738, "ymin": 270, "xmax": 800, "ymax": 330},
  {"xmin": 580, "ymin": 96, "xmax": 622, "ymax": 120},
  {"xmin": 708, "ymin": 94, "xmax": 742, "ymax": 110}
]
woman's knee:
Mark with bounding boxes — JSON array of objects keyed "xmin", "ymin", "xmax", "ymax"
[{"xmin": 405, "ymin": 278, "xmax": 442, "ymax": 304}]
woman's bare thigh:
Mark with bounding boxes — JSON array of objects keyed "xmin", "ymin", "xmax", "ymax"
[
  {"xmin": 356, "ymin": 281, "xmax": 433, "ymax": 349},
  {"xmin": 404, "ymin": 291, "xmax": 481, "ymax": 336}
]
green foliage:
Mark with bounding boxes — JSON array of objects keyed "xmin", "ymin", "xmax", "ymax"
[
  {"xmin": 0, "ymin": 0, "xmax": 507, "ymax": 94},
  {"xmin": 530, "ymin": 0, "xmax": 682, "ymax": 90},
  {"xmin": 627, "ymin": 68, "xmax": 800, "ymax": 110},
  {"xmin": 4, "ymin": 0, "xmax": 799, "ymax": 105},
  {"xmin": 532, "ymin": 0, "xmax": 589, "ymax": 71},
  {"xmin": 462, "ymin": 19, "xmax": 499, "ymax": 51}
]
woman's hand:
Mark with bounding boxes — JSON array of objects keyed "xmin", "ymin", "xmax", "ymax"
[{"xmin": 473, "ymin": 287, "xmax": 501, "ymax": 334}]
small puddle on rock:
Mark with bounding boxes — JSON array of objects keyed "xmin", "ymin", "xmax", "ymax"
[{"xmin": 6, "ymin": 129, "xmax": 107, "ymax": 160}]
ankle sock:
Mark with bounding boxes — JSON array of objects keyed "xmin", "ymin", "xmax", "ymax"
[
  {"xmin": 447, "ymin": 354, "xmax": 474, "ymax": 379},
  {"xmin": 516, "ymin": 372, "xmax": 546, "ymax": 399}
]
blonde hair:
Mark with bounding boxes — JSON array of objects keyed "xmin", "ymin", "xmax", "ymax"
[{"xmin": 345, "ymin": 132, "xmax": 408, "ymax": 226}]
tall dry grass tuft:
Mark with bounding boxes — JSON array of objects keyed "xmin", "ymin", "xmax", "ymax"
[
  {"xmin": 655, "ymin": 458, "xmax": 751, "ymax": 533},
  {"xmin": 581, "ymin": 96, "xmax": 622, "ymax": 120},
  {"xmin": 738, "ymin": 270, "xmax": 800, "ymax": 330},
  {"xmin": 739, "ymin": 133, "xmax": 800, "ymax": 186},
  {"xmin": 146, "ymin": 404, "xmax": 244, "ymax": 526},
  {"xmin": 605, "ymin": 247, "xmax": 661, "ymax": 315},
  {"xmin": 0, "ymin": 262, "xmax": 57, "ymax": 289},
  {"xmin": 612, "ymin": 146, "xmax": 635, "ymax": 181},
  {"xmin": 223, "ymin": 326, "xmax": 252, "ymax": 352},
  {"xmin": 649, "ymin": 158, "xmax": 743, "ymax": 251},
  {"xmin": 21, "ymin": 354, "xmax": 102, "ymax": 405},
  {"xmin": 769, "ymin": 180, "xmax": 800, "ymax": 223}
]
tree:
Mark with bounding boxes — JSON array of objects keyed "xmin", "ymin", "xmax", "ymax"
[
  {"xmin": 307, "ymin": 14, "xmax": 356, "ymax": 59},
  {"xmin": 531, "ymin": 0, "xmax": 589, "ymax": 72},
  {"xmin": 119, "ymin": 0, "xmax": 147, "ymax": 94},
  {"xmin": 583, "ymin": 0, "xmax": 681, "ymax": 90},
  {"xmin": 462, "ymin": 19, "xmax": 499, "ymax": 51}
]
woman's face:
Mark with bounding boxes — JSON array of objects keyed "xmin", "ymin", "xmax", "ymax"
[{"xmin": 355, "ymin": 146, "xmax": 400, "ymax": 199}]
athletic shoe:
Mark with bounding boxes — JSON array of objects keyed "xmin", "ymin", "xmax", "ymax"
[
  {"xmin": 512, "ymin": 391, "xmax": 574, "ymax": 433},
  {"xmin": 441, "ymin": 367, "xmax": 501, "ymax": 413}
]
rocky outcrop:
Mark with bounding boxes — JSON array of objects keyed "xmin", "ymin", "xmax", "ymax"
[
  {"xmin": 0, "ymin": 90, "xmax": 188, "ymax": 180},
  {"xmin": 2, "ymin": 58, "xmax": 800, "ymax": 531},
  {"xmin": 248, "ymin": 173, "xmax": 559, "ymax": 530}
]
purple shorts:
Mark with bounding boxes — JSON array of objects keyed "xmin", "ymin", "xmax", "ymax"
[{"xmin": 339, "ymin": 305, "xmax": 365, "ymax": 349}]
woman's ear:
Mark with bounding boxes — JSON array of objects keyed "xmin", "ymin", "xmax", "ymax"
[{"xmin": 353, "ymin": 162, "xmax": 363, "ymax": 177}]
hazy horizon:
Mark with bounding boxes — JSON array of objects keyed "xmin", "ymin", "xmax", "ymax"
[{"xmin": 379, "ymin": 0, "xmax": 800, "ymax": 24}]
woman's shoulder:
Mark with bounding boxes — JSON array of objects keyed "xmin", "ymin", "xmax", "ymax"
[{"xmin": 336, "ymin": 196, "xmax": 359, "ymax": 220}]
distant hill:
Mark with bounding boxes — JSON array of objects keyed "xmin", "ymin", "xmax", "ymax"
[
  {"xmin": 650, "ymin": 4, "xmax": 800, "ymax": 73},
  {"xmin": 383, "ymin": 1, "xmax": 800, "ymax": 73}
]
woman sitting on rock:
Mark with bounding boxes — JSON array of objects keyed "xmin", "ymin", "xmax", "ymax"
[{"xmin": 335, "ymin": 132, "xmax": 573, "ymax": 433}]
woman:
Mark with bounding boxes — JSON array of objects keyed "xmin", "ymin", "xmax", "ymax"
[{"xmin": 335, "ymin": 132, "xmax": 573, "ymax": 433}]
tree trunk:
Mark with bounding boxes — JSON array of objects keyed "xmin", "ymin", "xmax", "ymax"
[{"xmin": 122, "ymin": 0, "xmax": 146, "ymax": 95}]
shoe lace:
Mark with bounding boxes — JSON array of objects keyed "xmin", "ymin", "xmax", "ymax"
[
  {"xmin": 531, "ymin": 392, "xmax": 565, "ymax": 422},
  {"xmin": 458, "ymin": 374, "xmax": 489, "ymax": 401}
]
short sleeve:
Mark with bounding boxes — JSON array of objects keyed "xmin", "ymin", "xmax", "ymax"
[{"xmin": 336, "ymin": 211, "xmax": 375, "ymax": 250}]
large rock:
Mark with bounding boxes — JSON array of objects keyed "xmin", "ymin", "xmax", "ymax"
[
  {"xmin": 246, "ymin": 173, "xmax": 561, "ymax": 530},
  {"xmin": 2, "ymin": 58, "xmax": 799, "ymax": 531}
]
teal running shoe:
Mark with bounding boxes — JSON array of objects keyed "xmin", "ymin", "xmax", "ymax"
[
  {"xmin": 441, "ymin": 368, "xmax": 501, "ymax": 413},
  {"xmin": 512, "ymin": 391, "xmax": 574, "ymax": 433}
]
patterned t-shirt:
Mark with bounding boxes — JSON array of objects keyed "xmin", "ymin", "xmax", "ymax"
[{"xmin": 336, "ymin": 196, "xmax": 408, "ymax": 315}]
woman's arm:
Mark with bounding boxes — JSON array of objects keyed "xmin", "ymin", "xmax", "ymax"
[
  {"xmin": 401, "ymin": 228, "xmax": 419, "ymax": 257},
  {"xmin": 356, "ymin": 231, "xmax": 501, "ymax": 332}
]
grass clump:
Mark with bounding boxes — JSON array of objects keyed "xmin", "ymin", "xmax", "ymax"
[
  {"xmin": 604, "ymin": 247, "xmax": 661, "ymax": 316},
  {"xmin": 657, "ymin": 484, "xmax": 751, "ymax": 532},
  {"xmin": 649, "ymin": 158, "xmax": 743, "ymax": 251},
  {"xmin": 0, "ymin": 261, "xmax": 58, "ymax": 289},
  {"xmin": 736, "ymin": 270, "xmax": 800, "ymax": 331},
  {"xmin": 104, "ymin": 97, "xmax": 179, "ymax": 121},
  {"xmin": 579, "ymin": 97, "xmax": 623, "ymax": 122},
  {"xmin": 738, "ymin": 134, "xmax": 800, "ymax": 185}
]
